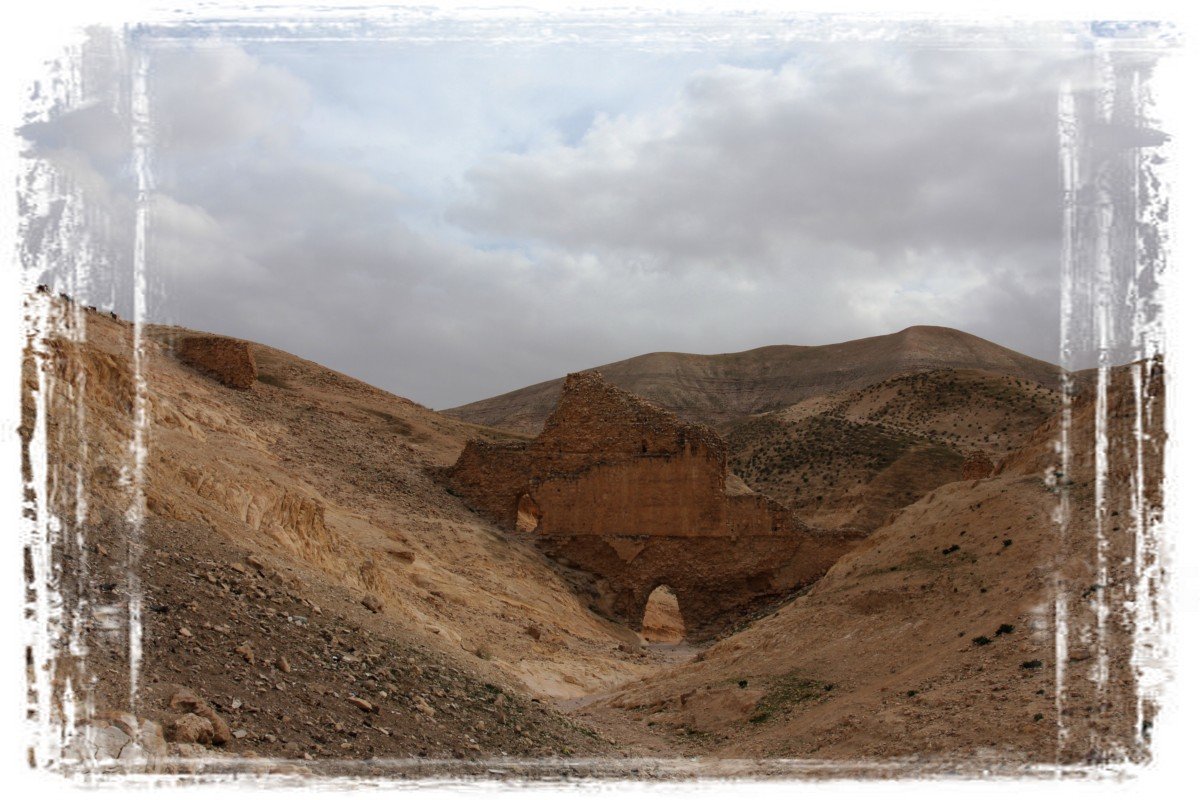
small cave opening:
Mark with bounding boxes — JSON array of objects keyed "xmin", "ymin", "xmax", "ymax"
[
  {"xmin": 515, "ymin": 493, "xmax": 542, "ymax": 533},
  {"xmin": 640, "ymin": 585, "xmax": 686, "ymax": 645}
]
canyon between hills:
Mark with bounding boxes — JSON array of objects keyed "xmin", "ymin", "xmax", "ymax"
[{"xmin": 23, "ymin": 292, "xmax": 1165, "ymax": 780}]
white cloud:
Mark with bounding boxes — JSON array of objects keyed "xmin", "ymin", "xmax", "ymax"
[
  {"xmin": 149, "ymin": 42, "xmax": 311, "ymax": 152},
  {"xmin": 450, "ymin": 50, "xmax": 1074, "ymax": 269}
]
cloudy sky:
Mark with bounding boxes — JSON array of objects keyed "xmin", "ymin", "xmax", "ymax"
[{"xmin": 23, "ymin": 22, "xmax": 1090, "ymax": 409}]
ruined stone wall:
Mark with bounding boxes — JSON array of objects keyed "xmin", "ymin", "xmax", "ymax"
[
  {"xmin": 443, "ymin": 440, "xmax": 532, "ymax": 527},
  {"xmin": 523, "ymin": 372, "xmax": 804, "ymax": 539},
  {"xmin": 725, "ymin": 493, "xmax": 799, "ymax": 536},
  {"xmin": 176, "ymin": 336, "xmax": 258, "ymax": 390},
  {"xmin": 531, "ymin": 457, "xmax": 727, "ymax": 537},
  {"xmin": 444, "ymin": 371, "xmax": 855, "ymax": 639},
  {"xmin": 960, "ymin": 450, "xmax": 995, "ymax": 481},
  {"xmin": 530, "ymin": 530, "xmax": 858, "ymax": 640},
  {"xmin": 533, "ymin": 372, "xmax": 725, "ymax": 466}
]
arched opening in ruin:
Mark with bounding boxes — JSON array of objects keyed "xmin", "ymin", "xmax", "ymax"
[
  {"xmin": 640, "ymin": 585, "xmax": 686, "ymax": 645},
  {"xmin": 515, "ymin": 493, "xmax": 542, "ymax": 533}
]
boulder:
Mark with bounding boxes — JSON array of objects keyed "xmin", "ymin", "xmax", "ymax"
[
  {"xmin": 168, "ymin": 713, "xmax": 214, "ymax": 745},
  {"xmin": 168, "ymin": 686, "xmax": 232, "ymax": 745},
  {"xmin": 66, "ymin": 711, "xmax": 168, "ymax": 765}
]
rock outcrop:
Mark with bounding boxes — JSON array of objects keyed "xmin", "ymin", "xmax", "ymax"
[
  {"xmin": 176, "ymin": 336, "xmax": 257, "ymax": 389},
  {"xmin": 446, "ymin": 372, "xmax": 858, "ymax": 639}
]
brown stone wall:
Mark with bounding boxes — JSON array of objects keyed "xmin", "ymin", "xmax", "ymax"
[
  {"xmin": 532, "ymin": 372, "xmax": 726, "ymax": 468},
  {"xmin": 529, "ymin": 531, "xmax": 858, "ymax": 640},
  {"xmin": 531, "ymin": 456, "xmax": 727, "ymax": 538},
  {"xmin": 960, "ymin": 450, "xmax": 995, "ymax": 481},
  {"xmin": 176, "ymin": 336, "xmax": 257, "ymax": 390},
  {"xmin": 444, "ymin": 371, "xmax": 855, "ymax": 640},
  {"xmin": 444, "ymin": 440, "xmax": 532, "ymax": 526}
]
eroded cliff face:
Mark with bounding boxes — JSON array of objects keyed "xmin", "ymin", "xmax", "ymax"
[{"xmin": 446, "ymin": 372, "xmax": 859, "ymax": 639}]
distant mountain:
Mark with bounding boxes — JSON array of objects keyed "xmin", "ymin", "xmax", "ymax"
[{"xmin": 442, "ymin": 326, "xmax": 1063, "ymax": 435}]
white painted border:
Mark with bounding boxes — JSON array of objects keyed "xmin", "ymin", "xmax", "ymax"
[{"xmin": 3, "ymin": 1, "xmax": 1195, "ymax": 797}]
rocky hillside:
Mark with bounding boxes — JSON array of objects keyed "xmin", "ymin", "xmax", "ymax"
[
  {"xmin": 577, "ymin": 359, "xmax": 1163, "ymax": 766},
  {"xmin": 442, "ymin": 326, "xmax": 1063, "ymax": 435},
  {"xmin": 25, "ymin": 296, "xmax": 673, "ymax": 767},
  {"xmin": 25, "ymin": 292, "xmax": 1162, "ymax": 778},
  {"xmin": 727, "ymin": 368, "xmax": 1061, "ymax": 532}
]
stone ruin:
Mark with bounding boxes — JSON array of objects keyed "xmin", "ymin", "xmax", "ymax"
[
  {"xmin": 176, "ymin": 336, "xmax": 258, "ymax": 390},
  {"xmin": 960, "ymin": 450, "xmax": 995, "ymax": 481},
  {"xmin": 445, "ymin": 372, "xmax": 857, "ymax": 640}
]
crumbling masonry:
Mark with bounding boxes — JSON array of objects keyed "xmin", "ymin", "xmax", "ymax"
[{"xmin": 446, "ymin": 372, "xmax": 857, "ymax": 639}]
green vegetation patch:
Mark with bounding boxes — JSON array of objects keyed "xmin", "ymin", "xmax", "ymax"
[{"xmin": 728, "ymin": 412, "xmax": 921, "ymax": 501}]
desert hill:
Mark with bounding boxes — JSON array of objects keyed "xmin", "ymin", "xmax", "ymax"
[
  {"xmin": 26, "ymin": 296, "xmax": 678, "ymax": 766},
  {"xmin": 26, "ymin": 292, "xmax": 1162, "ymax": 777},
  {"xmin": 727, "ymin": 368, "xmax": 1061, "ymax": 532},
  {"xmin": 442, "ymin": 326, "xmax": 1063, "ymax": 436},
  {"xmin": 577, "ymin": 359, "xmax": 1162, "ymax": 765}
]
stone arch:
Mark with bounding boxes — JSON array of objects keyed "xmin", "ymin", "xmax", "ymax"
[
  {"xmin": 515, "ymin": 492, "xmax": 542, "ymax": 533},
  {"xmin": 640, "ymin": 584, "xmax": 686, "ymax": 644}
]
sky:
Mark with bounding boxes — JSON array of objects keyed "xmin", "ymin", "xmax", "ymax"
[{"xmin": 21, "ymin": 20, "xmax": 1097, "ymax": 409}]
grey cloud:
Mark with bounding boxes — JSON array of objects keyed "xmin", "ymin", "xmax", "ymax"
[
  {"xmin": 25, "ymin": 37, "xmax": 1087, "ymax": 409},
  {"xmin": 149, "ymin": 42, "xmax": 311, "ymax": 152},
  {"xmin": 450, "ymin": 50, "xmax": 1075, "ymax": 267},
  {"xmin": 19, "ymin": 103, "xmax": 130, "ymax": 164}
]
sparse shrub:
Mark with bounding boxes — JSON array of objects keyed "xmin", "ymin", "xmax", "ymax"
[
  {"xmin": 972, "ymin": 635, "xmax": 992, "ymax": 646},
  {"xmin": 942, "ymin": 545, "xmax": 960, "ymax": 555},
  {"xmin": 1021, "ymin": 659, "xmax": 1043, "ymax": 670},
  {"xmin": 748, "ymin": 672, "xmax": 829, "ymax": 724},
  {"xmin": 995, "ymin": 623, "xmax": 1015, "ymax": 636}
]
